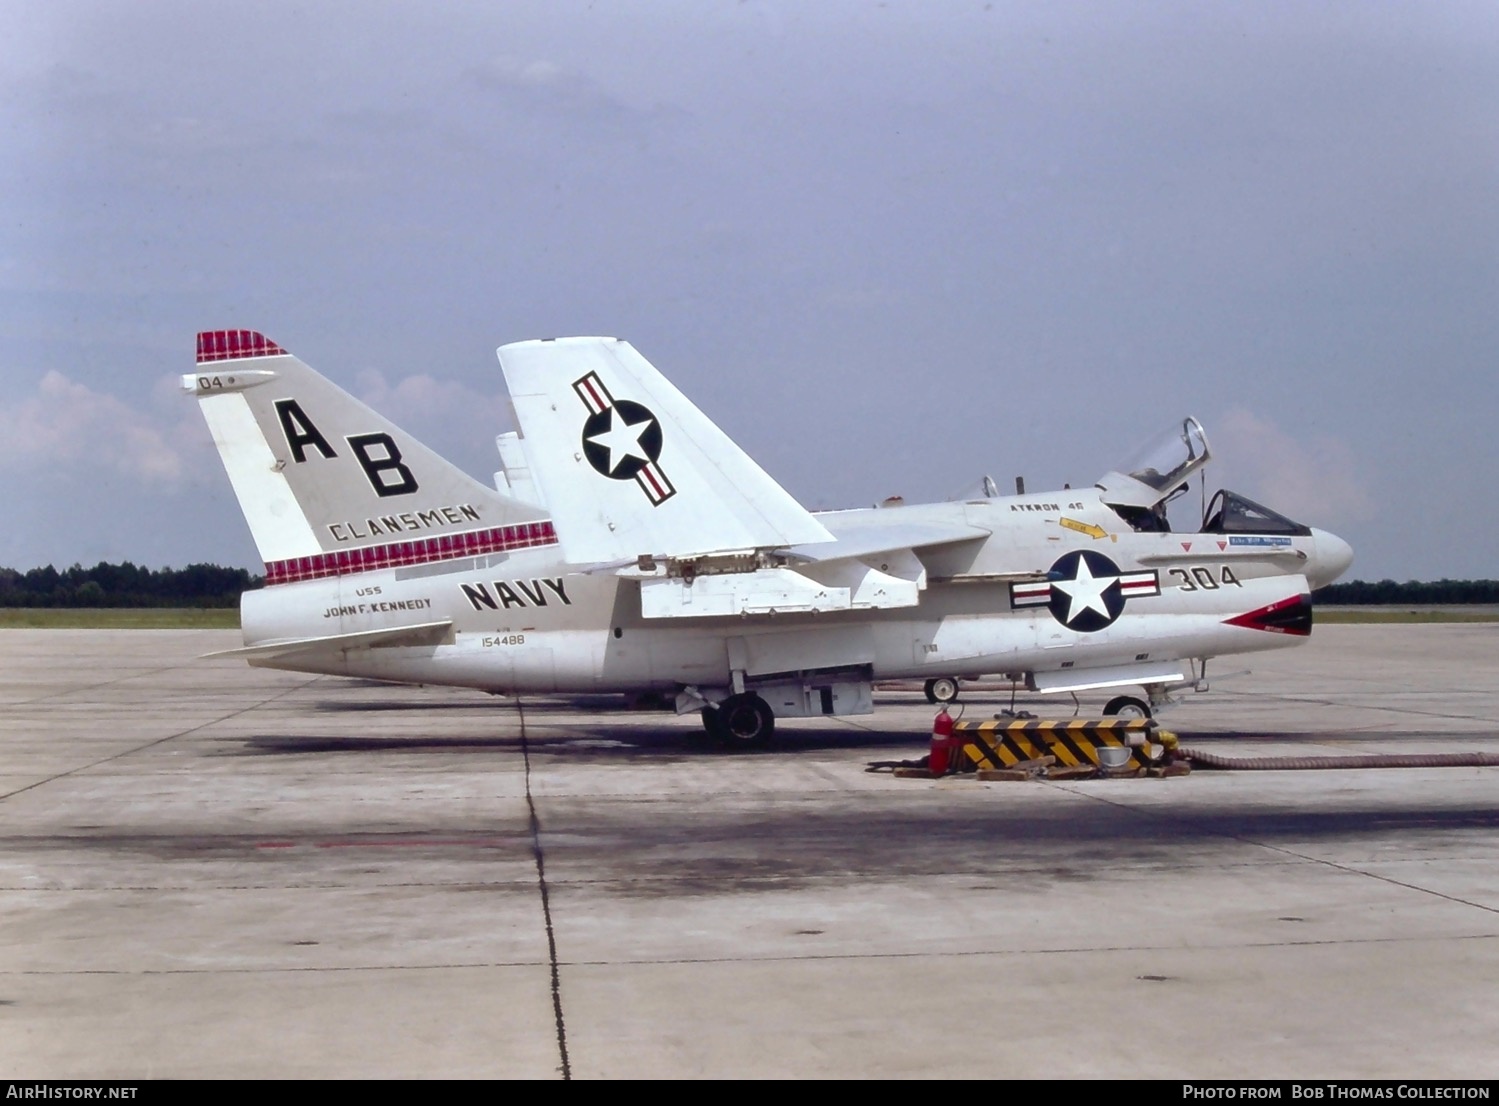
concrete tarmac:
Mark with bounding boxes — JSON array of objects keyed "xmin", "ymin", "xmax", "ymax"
[{"xmin": 2, "ymin": 625, "xmax": 1497, "ymax": 1079}]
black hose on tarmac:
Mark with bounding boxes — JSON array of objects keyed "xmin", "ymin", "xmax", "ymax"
[{"xmin": 1180, "ymin": 749, "xmax": 1499, "ymax": 771}]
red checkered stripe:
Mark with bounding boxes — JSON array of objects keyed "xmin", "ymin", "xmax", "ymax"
[
  {"xmin": 197, "ymin": 329, "xmax": 288, "ymax": 363},
  {"xmin": 264, "ymin": 521, "xmax": 558, "ymax": 585}
]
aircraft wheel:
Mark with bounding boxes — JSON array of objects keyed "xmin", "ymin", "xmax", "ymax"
[
  {"xmin": 714, "ymin": 694, "xmax": 776, "ymax": 747},
  {"xmin": 925, "ymin": 677, "xmax": 961, "ymax": 704},
  {"xmin": 1103, "ymin": 695, "xmax": 1151, "ymax": 719}
]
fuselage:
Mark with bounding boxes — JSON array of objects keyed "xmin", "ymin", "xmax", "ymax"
[{"xmin": 240, "ymin": 485, "xmax": 1350, "ymax": 698}]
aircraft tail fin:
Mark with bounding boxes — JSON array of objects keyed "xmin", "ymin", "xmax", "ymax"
[
  {"xmin": 185, "ymin": 329, "xmax": 554, "ymax": 582},
  {"xmin": 497, "ymin": 337, "xmax": 833, "ymax": 564},
  {"xmin": 493, "ymin": 430, "xmax": 546, "ymax": 509}
]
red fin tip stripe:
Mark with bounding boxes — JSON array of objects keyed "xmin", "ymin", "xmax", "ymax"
[
  {"xmin": 264, "ymin": 521, "xmax": 558, "ymax": 585},
  {"xmin": 196, "ymin": 330, "xmax": 288, "ymax": 363}
]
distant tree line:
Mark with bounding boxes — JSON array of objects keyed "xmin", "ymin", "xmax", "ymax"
[
  {"xmin": 1314, "ymin": 579, "xmax": 1499, "ymax": 605},
  {"xmin": 0, "ymin": 562, "xmax": 262, "ymax": 608},
  {"xmin": 1, "ymin": 562, "xmax": 1494, "ymax": 609}
]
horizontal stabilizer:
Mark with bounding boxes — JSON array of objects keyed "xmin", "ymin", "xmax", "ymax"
[
  {"xmin": 205, "ymin": 620, "xmax": 453, "ymax": 660},
  {"xmin": 498, "ymin": 338, "xmax": 834, "ymax": 563}
]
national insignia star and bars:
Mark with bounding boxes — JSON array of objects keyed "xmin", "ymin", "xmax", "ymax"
[
  {"xmin": 572, "ymin": 371, "xmax": 676, "ymax": 506},
  {"xmin": 1009, "ymin": 550, "xmax": 1161, "ymax": 632}
]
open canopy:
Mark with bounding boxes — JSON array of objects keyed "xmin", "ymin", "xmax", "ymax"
[{"xmin": 1095, "ymin": 416, "xmax": 1212, "ymax": 510}]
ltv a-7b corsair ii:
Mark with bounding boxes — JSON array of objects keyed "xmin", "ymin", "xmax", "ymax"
[{"xmin": 186, "ymin": 329, "xmax": 1353, "ymax": 744}]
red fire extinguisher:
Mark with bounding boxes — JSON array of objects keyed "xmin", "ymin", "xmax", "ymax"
[{"xmin": 930, "ymin": 708, "xmax": 955, "ymax": 776}]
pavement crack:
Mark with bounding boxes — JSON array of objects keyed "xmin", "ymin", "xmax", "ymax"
[
  {"xmin": 519, "ymin": 699, "xmax": 571, "ymax": 1081},
  {"xmin": 0, "ymin": 675, "xmax": 325, "ymax": 803}
]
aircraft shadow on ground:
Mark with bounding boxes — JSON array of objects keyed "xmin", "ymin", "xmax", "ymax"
[
  {"xmin": 259, "ymin": 694, "xmax": 1471, "ymax": 758},
  {"xmin": 312, "ymin": 699, "xmax": 516, "ymax": 713},
  {"xmin": 558, "ymin": 801, "xmax": 1499, "ymax": 899},
  {"xmin": 41, "ymin": 801, "xmax": 1499, "ymax": 893},
  {"xmin": 230, "ymin": 718, "xmax": 926, "ymax": 759}
]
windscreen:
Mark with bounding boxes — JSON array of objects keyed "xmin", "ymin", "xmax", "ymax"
[{"xmin": 1201, "ymin": 490, "xmax": 1311, "ymax": 536}]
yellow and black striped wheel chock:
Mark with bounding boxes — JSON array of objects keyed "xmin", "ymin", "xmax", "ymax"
[{"xmin": 954, "ymin": 717, "xmax": 1173, "ymax": 772}]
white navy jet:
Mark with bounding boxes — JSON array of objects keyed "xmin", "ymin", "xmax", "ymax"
[{"xmin": 185, "ymin": 329, "xmax": 1353, "ymax": 744}]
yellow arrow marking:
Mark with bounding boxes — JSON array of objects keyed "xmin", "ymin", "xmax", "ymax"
[{"xmin": 1060, "ymin": 516, "xmax": 1108, "ymax": 540}]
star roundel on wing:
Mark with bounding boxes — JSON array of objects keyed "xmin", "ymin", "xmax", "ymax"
[{"xmin": 581, "ymin": 399, "xmax": 662, "ymax": 480}]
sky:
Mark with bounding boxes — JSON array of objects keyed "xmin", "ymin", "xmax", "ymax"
[{"xmin": 3, "ymin": 1, "xmax": 1496, "ymax": 581}]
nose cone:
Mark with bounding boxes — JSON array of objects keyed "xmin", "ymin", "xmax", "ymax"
[{"xmin": 1308, "ymin": 528, "xmax": 1354, "ymax": 589}]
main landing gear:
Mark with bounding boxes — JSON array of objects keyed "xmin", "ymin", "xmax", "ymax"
[
  {"xmin": 700, "ymin": 693, "xmax": 776, "ymax": 747},
  {"xmin": 1103, "ymin": 694, "xmax": 1152, "ymax": 719},
  {"xmin": 923, "ymin": 677, "xmax": 960, "ymax": 705}
]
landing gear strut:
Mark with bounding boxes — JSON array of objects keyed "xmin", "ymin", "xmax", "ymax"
[{"xmin": 701, "ymin": 693, "xmax": 776, "ymax": 747}]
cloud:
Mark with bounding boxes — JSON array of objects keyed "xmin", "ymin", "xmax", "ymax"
[
  {"xmin": 0, "ymin": 371, "xmax": 196, "ymax": 484},
  {"xmin": 461, "ymin": 52, "xmax": 686, "ymax": 143},
  {"xmin": 1211, "ymin": 408, "xmax": 1375, "ymax": 527},
  {"xmin": 352, "ymin": 369, "xmax": 516, "ymax": 475},
  {"xmin": 467, "ymin": 56, "xmax": 571, "ymax": 91},
  {"xmin": 355, "ymin": 369, "xmax": 509, "ymax": 422}
]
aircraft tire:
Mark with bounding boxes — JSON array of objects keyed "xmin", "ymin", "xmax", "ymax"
[
  {"xmin": 1103, "ymin": 695, "xmax": 1151, "ymax": 719},
  {"xmin": 714, "ymin": 693, "xmax": 776, "ymax": 747},
  {"xmin": 925, "ymin": 677, "xmax": 960, "ymax": 704}
]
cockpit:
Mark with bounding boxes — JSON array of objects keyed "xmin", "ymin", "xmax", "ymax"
[
  {"xmin": 953, "ymin": 414, "xmax": 1352, "ymax": 589},
  {"xmin": 1100, "ymin": 416, "xmax": 1212, "ymax": 502},
  {"xmin": 1096, "ymin": 416, "xmax": 1310, "ymax": 536},
  {"xmin": 1200, "ymin": 489, "xmax": 1310, "ymax": 536},
  {"xmin": 953, "ymin": 415, "xmax": 1318, "ymax": 540}
]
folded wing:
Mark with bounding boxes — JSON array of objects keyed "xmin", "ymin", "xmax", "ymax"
[{"xmin": 498, "ymin": 337, "xmax": 834, "ymax": 565}]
